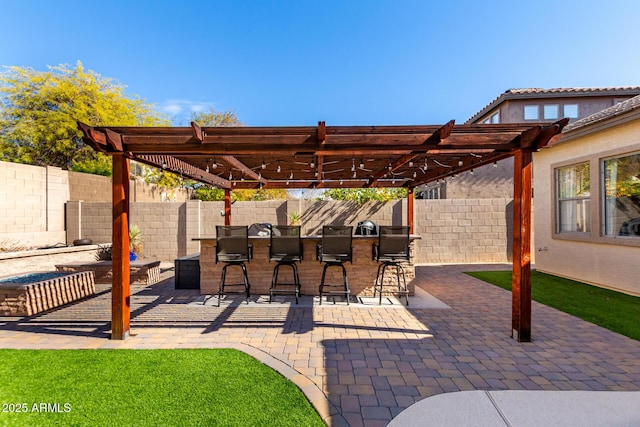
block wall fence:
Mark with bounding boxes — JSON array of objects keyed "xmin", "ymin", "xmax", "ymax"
[
  {"xmin": 0, "ymin": 161, "xmax": 191, "ymax": 248},
  {"xmin": 1, "ymin": 161, "xmax": 524, "ymax": 264},
  {"xmin": 66, "ymin": 198, "xmax": 520, "ymax": 264}
]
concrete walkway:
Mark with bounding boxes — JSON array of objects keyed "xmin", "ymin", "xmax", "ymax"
[
  {"xmin": 389, "ymin": 390, "xmax": 640, "ymax": 426},
  {"xmin": 1, "ymin": 263, "xmax": 639, "ymax": 426}
]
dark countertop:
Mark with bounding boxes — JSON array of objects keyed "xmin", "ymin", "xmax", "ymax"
[{"xmin": 194, "ymin": 234, "xmax": 421, "ymax": 241}]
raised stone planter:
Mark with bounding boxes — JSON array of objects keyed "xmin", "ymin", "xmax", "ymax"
[
  {"xmin": 0, "ymin": 271, "xmax": 95, "ymax": 316},
  {"xmin": 0, "ymin": 244, "xmax": 107, "ymax": 277},
  {"xmin": 55, "ymin": 260, "xmax": 161, "ymax": 285}
]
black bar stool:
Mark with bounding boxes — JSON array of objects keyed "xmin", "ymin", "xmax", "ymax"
[
  {"xmin": 269, "ymin": 225, "xmax": 303, "ymax": 304},
  {"xmin": 373, "ymin": 225, "xmax": 410, "ymax": 305},
  {"xmin": 317, "ymin": 225, "xmax": 352, "ymax": 305},
  {"xmin": 215, "ymin": 225, "xmax": 251, "ymax": 306}
]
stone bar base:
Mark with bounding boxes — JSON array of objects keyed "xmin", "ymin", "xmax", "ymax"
[
  {"xmin": 56, "ymin": 260, "xmax": 161, "ymax": 285},
  {"xmin": 198, "ymin": 236, "xmax": 415, "ymax": 297},
  {"xmin": 0, "ymin": 271, "xmax": 95, "ymax": 316}
]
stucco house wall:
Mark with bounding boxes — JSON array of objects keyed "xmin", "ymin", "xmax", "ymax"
[{"xmin": 533, "ymin": 100, "xmax": 640, "ymax": 296}]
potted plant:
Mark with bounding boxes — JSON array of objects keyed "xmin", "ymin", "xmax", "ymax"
[
  {"xmin": 129, "ymin": 224, "xmax": 143, "ymax": 261},
  {"xmin": 289, "ymin": 211, "xmax": 301, "ymax": 226}
]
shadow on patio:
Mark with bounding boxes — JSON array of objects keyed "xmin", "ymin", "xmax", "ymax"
[{"xmin": 1, "ymin": 264, "xmax": 639, "ymax": 426}]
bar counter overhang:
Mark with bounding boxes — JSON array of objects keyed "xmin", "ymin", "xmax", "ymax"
[{"xmin": 194, "ymin": 234, "xmax": 421, "ymax": 297}]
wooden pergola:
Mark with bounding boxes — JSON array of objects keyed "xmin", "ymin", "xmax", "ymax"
[{"xmin": 78, "ymin": 119, "xmax": 567, "ymax": 341}]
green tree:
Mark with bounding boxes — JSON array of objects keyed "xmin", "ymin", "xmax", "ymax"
[
  {"xmin": 70, "ymin": 152, "xmax": 113, "ymax": 176},
  {"xmin": 0, "ymin": 61, "xmax": 170, "ymax": 169},
  {"xmin": 232, "ymin": 188, "xmax": 288, "ymax": 201},
  {"xmin": 324, "ymin": 188, "xmax": 409, "ymax": 203},
  {"xmin": 193, "ymin": 186, "xmax": 288, "ymax": 201},
  {"xmin": 191, "ymin": 108, "xmax": 243, "ymax": 127},
  {"xmin": 194, "ymin": 186, "xmax": 226, "ymax": 201}
]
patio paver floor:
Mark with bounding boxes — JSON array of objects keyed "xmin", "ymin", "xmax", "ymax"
[{"xmin": 1, "ymin": 263, "xmax": 639, "ymax": 426}]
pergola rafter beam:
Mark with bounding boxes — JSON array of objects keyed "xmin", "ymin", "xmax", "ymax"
[
  {"xmin": 105, "ymin": 129, "xmax": 123, "ymax": 151},
  {"xmin": 79, "ymin": 120, "xmax": 566, "ymax": 191},
  {"xmin": 191, "ymin": 121, "xmax": 204, "ymax": 143},
  {"xmin": 220, "ymin": 155, "xmax": 267, "ymax": 186},
  {"xmin": 367, "ymin": 120, "xmax": 456, "ymax": 187},
  {"xmin": 135, "ymin": 154, "xmax": 231, "ymax": 189},
  {"xmin": 316, "ymin": 121, "xmax": 326, "ymax": 185}
]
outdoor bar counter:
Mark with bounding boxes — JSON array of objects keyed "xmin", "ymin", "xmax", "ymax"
[{"xmin": 194, "ymin": 235, "xmax": 420, "ymax": 297}]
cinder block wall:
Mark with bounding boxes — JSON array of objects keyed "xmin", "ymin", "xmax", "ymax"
[
  {"xmin": 1, "ymin": 161, "xmax": 191, "ymax": 248},
  {"xmin": 0, "ymin": 162, "xmax": 69, "ymax": 247},
  {"xmin": 414, "ymin": 198, "xmax": 516, "ymax": 264},
  {"xmin": 68, "ymin": 171, "xmax": 192, "ymax": 202},
  {"xmin": 293, "ymin": 200, "xmax": 405, "ymax": 235},
  {"xmin": 131, "ymin": 202, "xmax": 183, "ymax": 260},
  {"xmin": 68, "ymin": 198, "xmax": 520, "ymax": 264}
]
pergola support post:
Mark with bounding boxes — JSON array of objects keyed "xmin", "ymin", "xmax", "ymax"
[
  {"xmin": 111, "ymin": 153, "xmax": 131, "ymax": 340},
  {"xmin": 224, "ymin": 189, "xmax": 231, "ymax": 226},
  {"xmin": 512, "ymin": 149, "xmax": 532, "ymax": 342},
  {"xmin": 407, "ymin": 187, "xmax": 414, "ymax": 233}
]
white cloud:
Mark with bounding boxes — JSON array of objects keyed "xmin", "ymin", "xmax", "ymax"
[
  {"xmin": 160, "ymin": 101, "xmax": 184, "ymax": 116},
  {"xmin": 190, "ymin": 104, "xmax": 208, "ymax": 113},
  {"xmin": 158, "ymin": 99, "xmax": 216, "ymax": 121}
]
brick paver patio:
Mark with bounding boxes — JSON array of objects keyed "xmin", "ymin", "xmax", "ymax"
[{"xmin": 1, "ymin": 264, "xmax": 639, "ymax": 426}]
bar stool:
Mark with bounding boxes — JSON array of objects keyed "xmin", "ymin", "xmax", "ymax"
[
  {"xmin": 269, "ymin": 225, "xmax": 303, "ymax": 304},
  {"xmin": 317, "ymin": 225, "xmax": 352, "ymax": 305},
  {"xmin": 373, "ymin": 225, "xmax": 410, "ymax": 305},
  {"xmin": 215, "ymin": 225, "xmax": 252, "ymax": 306}
]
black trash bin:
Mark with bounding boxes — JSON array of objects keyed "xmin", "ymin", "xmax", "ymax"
[
  {"xmin": 355, "ymin": 220, "xmax": 378, "ymax": 236},
  {"xmin": 175, "ymin": 254, "xmax": 200, "ymax": 289}
]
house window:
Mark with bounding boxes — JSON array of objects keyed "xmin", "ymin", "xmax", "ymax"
[
  {"xmin": 544, "ymin": 105, "xmax": 559, "ymax": 119},
  {"xmin": 482, "ymin": 112, "xmax": 500, "ymax": 124},
  {"xmin": 564, "ymin": 104, "xmax": 578, "ymax": 118},
  {"xmin": 556, "ymin": 163, "xmax": 591, "ymax": 233},
  {"xmin": 603, "ymin": 152, "xmax": 640, "ymax": 238},
  {"xmin": 524, "ymin": 105, "xmax": 539, "ymax": 120}
]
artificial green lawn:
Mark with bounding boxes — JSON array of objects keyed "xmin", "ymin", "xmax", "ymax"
[
  {"xmin": 0, "ymin": 348, "xmax": 324, "ymax": 427},
  {"xmin": 466, "ymin": 270, "xmax": 640, "ymax": 341}
]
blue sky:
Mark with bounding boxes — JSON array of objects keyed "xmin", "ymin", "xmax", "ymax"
[{"xmin": 2, "ymin": 0, "xmax": 639, "ymax": 126}]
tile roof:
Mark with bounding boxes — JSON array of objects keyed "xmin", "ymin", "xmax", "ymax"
[
  {"xmin": 466, "ymin": 87, "xmax": 640, "ymax": 124},
  {"xmin": 563, "ymin": 94, "xmax": 640, "ymax": 132},
  {"xmin": 505, "ymin": 87, "xmax": 640, "ymax": 95}
]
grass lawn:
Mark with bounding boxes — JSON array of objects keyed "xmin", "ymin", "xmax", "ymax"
[
  {"xmin": 0, "ymin": 348, "xmax": 324, "ymax": 427},
  {"xmin": 466, "ymin": 270, "xmax": 640, "ymax": 341}
]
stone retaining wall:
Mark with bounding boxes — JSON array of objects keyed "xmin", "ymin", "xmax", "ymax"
[
  {"xmin": 0, "ymin": 245, "xmax": 106, "ymax": 277},
  {"xmin": 0, "ymin": 271, "xmax": 95, "ymax": 316}
]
